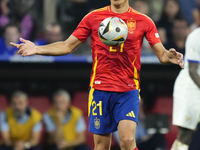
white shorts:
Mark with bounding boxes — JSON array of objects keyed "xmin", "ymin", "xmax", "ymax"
[{"xmin": 173, "ymin": 89, "xmax": 200, "ymax": 130}]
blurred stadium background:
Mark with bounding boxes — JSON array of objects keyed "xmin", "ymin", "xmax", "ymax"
[{"xmin": 0, "ymin": 0, "xmax": 200, "ymax": 150}]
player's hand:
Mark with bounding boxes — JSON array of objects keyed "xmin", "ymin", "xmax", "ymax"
[
  {"xmin": 168, "ymin": 48, "xmax": 184, "ymax": 69},
  {"xmin": 10, "ymin": 37, "xmax": 37, "ymax": 56}
]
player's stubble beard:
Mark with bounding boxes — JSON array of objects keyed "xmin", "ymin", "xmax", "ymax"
[
  {"xmin": 110, "ymin": 0, "xmax": 128, "ymax": 6},
  {"xmin": 110, "ymin": 0, "xmax": 129, "ymax": 13}
]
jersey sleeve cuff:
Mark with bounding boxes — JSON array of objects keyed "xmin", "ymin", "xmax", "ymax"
[
  {"xmin": 72, "ymin": 33, "xmax": 87, "ymax": 42},
  {"xmin": 150, "ymin": 42, "xmax": 161, "ymax": 47}
]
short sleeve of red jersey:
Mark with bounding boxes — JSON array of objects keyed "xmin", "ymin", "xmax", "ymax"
[
  {"xmin": 144, "ymin": 16, "xmax": 161, "ymax": 47},
  {"xmin": 72, "ymin": 13, "xmax": 92, "ymax": 42}
]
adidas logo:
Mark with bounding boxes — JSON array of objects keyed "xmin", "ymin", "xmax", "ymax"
[{"xmin": 126, "ymin": 111, "xmax": 135, "ymax": 118}]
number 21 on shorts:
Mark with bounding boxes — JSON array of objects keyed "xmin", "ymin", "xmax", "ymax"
[{"xmin": 92, "ymin": 101, "xmax": 102, "ymax": 116}]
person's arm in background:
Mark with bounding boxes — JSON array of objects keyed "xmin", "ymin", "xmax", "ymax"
[
  {"xmin": 1, "ymin": 132, "xmax": 12, "ymax": 147},
  {"xmin": 10, "ymin": 35, "xmax": 83, "ymax": 57},
  {"xmin": 29, "ymin": 121, "xmax": 42, "ymax": 147},
  {"xmin": 57, "ymin": 116, "xmax": 86, "ymax": 149},
  {"xmin": 0, "ymin": 111, "xmax": 12, "ymax": 147},
  {"xmin": 189, "ymin": 62, "xmax": 200, "ymax": 88},
  {"xmin": 43, "ymin": 113, "xmax": 56, "ymax": 144},
  {"xmin": 152, "ymin": 43, "xmax": 184, "ymax": 68},
  {"xmin": 43, "ymin": 112, "xmax": 64, "ymax": 144},
  {"xmin": 53, "ymin": 111, "xmax": 65, "ymax": 144},
  {"xmin": 14, "ymin": 121, "xmax": 42, "ymax": 150},
  {"xmin": 57, "ymin": 132, "xmax": 86, "ymax": 149}
]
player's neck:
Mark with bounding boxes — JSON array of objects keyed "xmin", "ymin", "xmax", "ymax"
[{"xmin": 110, "ymin": 3, "xmax": 129, "ymax": 14}]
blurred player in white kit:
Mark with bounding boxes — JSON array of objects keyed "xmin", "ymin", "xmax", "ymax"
[{"xmin": 171, "ymin": 28, "xmax": 200, "ymax": 150}]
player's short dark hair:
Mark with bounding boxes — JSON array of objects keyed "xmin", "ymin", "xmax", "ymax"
[{"xmin": 4, "ymin": 22, "xmax": 21, "ymax": 34}]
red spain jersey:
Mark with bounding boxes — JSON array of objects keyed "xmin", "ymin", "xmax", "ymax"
[{"xmin": 72, "ymin": 6, "xmax": 161, "ymax": 92}]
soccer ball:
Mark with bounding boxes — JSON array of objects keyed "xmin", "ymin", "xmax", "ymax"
[{"xmin": 98, "ymin": 17, "xmax": 128, "ymax": 46}]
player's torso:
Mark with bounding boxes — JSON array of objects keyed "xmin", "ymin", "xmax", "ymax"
[
  {"xmin": 90, "ymin": 7, "xmax": 146, "ymax": 62},
  {"xmin": 175, "ymin": 58, "xmax": 200, "ymax": 91},
  {"xmin": 88, "ymin": 7, "xmax": 148, "ymax": 92},
  {"xmin": 176, "ymin": 28, "xmax": 200, "ymax": 89}
]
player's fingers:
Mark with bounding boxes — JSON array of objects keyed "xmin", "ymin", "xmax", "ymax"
[
  {"xmin": 178, "ymin": 52, "xmax": 183, "ymax": 57},
  {"xmin": 18, "ymin": 45, "xmax": 26, "ymax": 53},
  {"xmin": 17, "ymin": 43, "xmax": 25, "ymax": 49},
  {"xmin": 169, "ymin": 48, "xmax": 176, "ymax": 52},
  {"xmin": 179, "ymin": 53, "xmax": 183, "ymax": 61},
  {"xmin": 179, "ymin": 55, "xmax": 184, "ymax": 68},
  {"xmin": 169, "ymin": 48, "xmax": 177, "ymax": 55},
  {"xmin": 180, "ymin": 53, "xmax": 183, "ymax": 59},
  {"xmin": 180, "ymin": 61, "xmax": 184, "ymax": 69},
  {"xmin": 177, "ymin": 53, "xmax": 182, "ymax": 61},
  {"xmin": 19, "ymin": 37, "xmax": 28, "ymax": 43},
  {"xmin": 17, "ymin": 49, "xmax": 24, "ymax": 54},
  {"xmin": 10, "ymin": 42, "xmax": 19, "ymax": 48},
  {"xmin": 22, "ymin": 52, "xmax": 27, "ymax": 57},
  {"xmin": 11, "ymin": 43, "xmax": 24, "ymax": 49},
  {"xmin": 17, "ymin": 50, "xmax": 22, "ymax": 54}
]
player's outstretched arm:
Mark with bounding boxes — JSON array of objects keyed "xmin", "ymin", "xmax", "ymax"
[
  {"xmin": 152, "ymin": 43, "xmax": 184, "ymax": 69},
  {"xmin": 10, "ymin": 35, "xmax": 83, "ymax": 57}
]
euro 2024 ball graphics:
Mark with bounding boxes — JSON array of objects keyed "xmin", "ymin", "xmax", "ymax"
[{"xmin": 98, "ymin": 17, "xmax": 128, "ymax": 46}]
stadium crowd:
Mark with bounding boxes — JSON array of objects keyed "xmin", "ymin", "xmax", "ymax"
[{"xmin": 0, "ymin": 0, "xmax": 199, "ymax": 56}]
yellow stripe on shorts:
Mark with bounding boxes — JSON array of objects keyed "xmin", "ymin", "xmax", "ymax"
[{"xmin": 88, "ymin": 88, "xmax": 95, "ymax": 117}]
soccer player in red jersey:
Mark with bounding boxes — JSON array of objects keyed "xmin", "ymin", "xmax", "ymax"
[{"xmin": 11, "ymin": 0, "xmax": 184, "ymax": 150}]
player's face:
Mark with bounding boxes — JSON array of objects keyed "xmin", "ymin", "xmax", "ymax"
[{"xmin": 110, "ymin": 0, "xmax": 128, "ymax": 6}]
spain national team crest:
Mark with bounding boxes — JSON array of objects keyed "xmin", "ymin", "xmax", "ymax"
[
  {"xmin": 94, "ymin": 117, "xmax": 100, "ymax": 129},
  {"xmin": 127, "ymin": 19, "xmax": 136, "ymax": 34}
]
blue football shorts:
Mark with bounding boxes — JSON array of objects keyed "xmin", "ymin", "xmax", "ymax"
[{"xmin": 88, "ymin": 87, "xmax": 140, "ymax": 134}]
